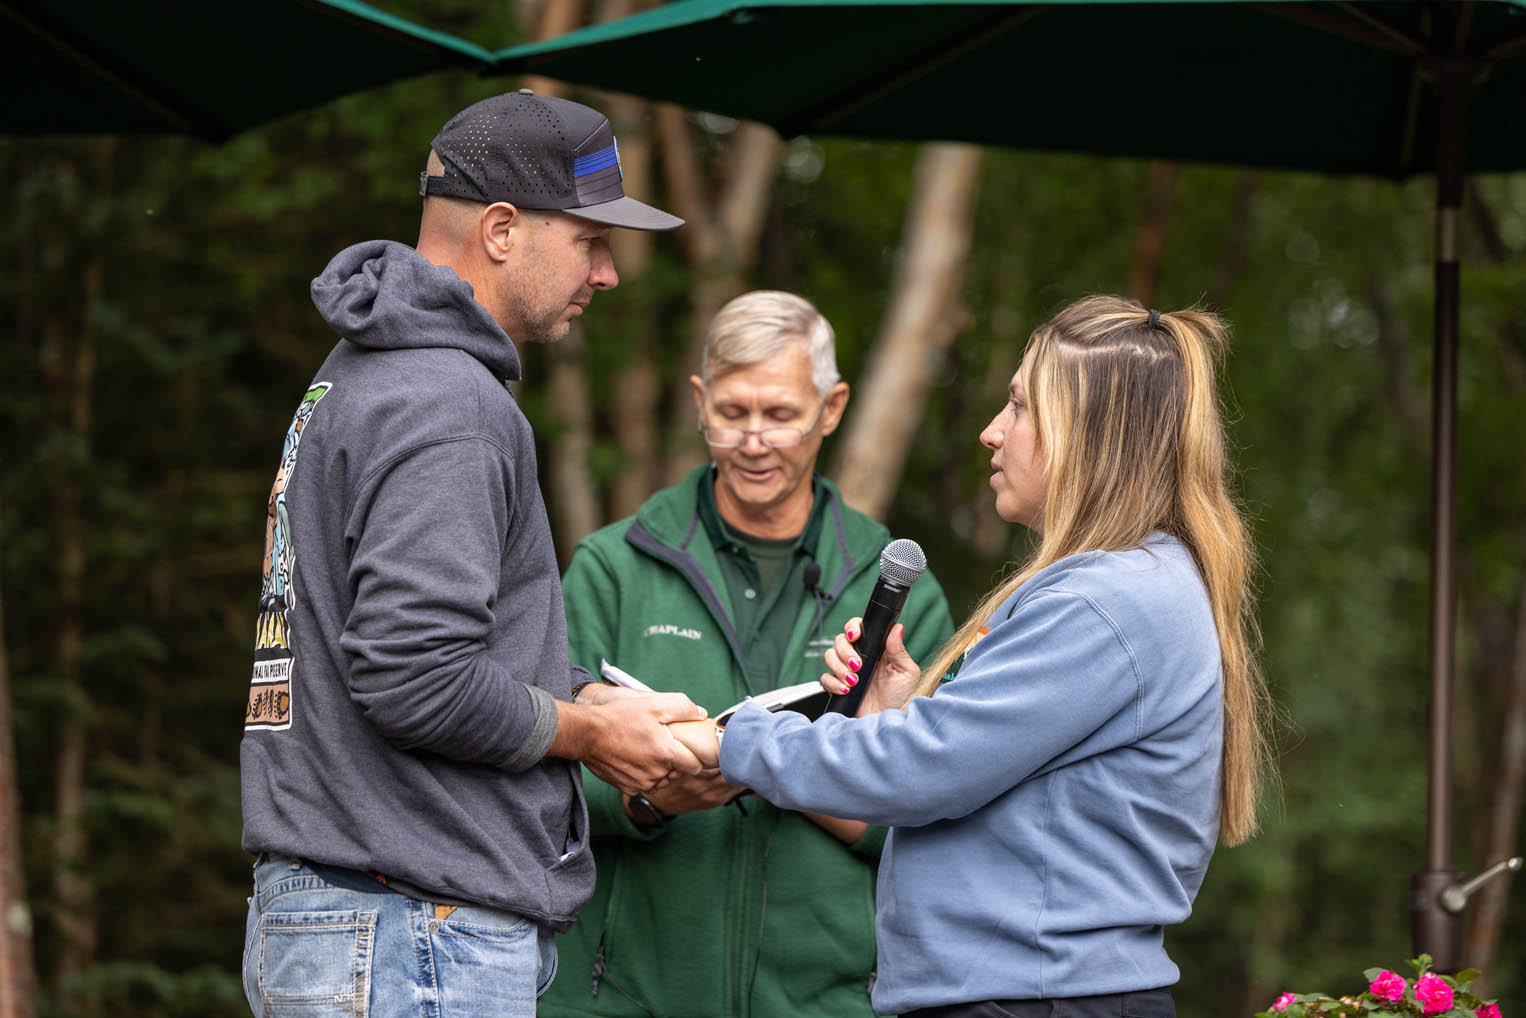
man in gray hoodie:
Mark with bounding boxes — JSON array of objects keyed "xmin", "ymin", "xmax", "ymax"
[{"xmin": 240, "ymin": 91, "xmax": 703, "ymax": 1018}]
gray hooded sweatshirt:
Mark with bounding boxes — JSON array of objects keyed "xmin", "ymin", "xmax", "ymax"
[{"xmin": 240, "ymin": 239, "xmax": 593, "ymax": 927}]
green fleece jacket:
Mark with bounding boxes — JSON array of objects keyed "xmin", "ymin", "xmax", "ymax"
[{"xmin": 541, "ymin": 466, "xmax": 953, "ymax": 1018}]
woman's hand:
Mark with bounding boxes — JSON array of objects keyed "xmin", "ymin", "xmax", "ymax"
[
  {"xmin": 819, "ymin": 618, "xmax": 922, "ymax": 714},
  {"xmin": 668, "ymin": 718, "xmax": 721, "ymax": 768}
]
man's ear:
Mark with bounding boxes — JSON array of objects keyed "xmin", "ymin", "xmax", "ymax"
[
  {"xmin": 480, "ymin": 202, "xmax": 520, "ymax": 264},
  {"xmin": 690, "ymin": 375, "xmax": 706, "ymax": 413},
  {"xmin": 818, "ymin": 381, "xmax": 851, "ymax": 436}
]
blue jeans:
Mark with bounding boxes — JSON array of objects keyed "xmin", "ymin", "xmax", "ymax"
[{"xmin": 242, "ymin": 855, "xmax": 557, "ymax": 1018}]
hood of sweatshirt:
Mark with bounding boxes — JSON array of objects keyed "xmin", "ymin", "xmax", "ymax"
[{"xmin": 310, "ymin": 239, "xmax": 521, "ymax": 381}]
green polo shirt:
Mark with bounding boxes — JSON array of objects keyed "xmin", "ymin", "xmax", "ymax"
[{"xmin": 698, "ymin": 470, "xmax": 828, "ymax": 695}]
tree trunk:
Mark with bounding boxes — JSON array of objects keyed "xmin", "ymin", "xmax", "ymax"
[
  {"xmin": 602, "ymin": 88, "xmax": 661, "ymax": 520},
  {"xmin": 0, "ymin": 499, "xmax": 37, "ymax": 1018},
  {"xmin": 522, "ymin": 0, "xmax": 674, "ymax": 540},
  {"xmin": 519, "ymin": 0, "xmax": 585, "ymax": 98},
  {"xmin": 547, "ymin": 323, "xmax": 601, "ymax": 563},
  {"xmin": 517, "ymin": 0, "xmax": 603, "ymax": 556},
  {"xmin": 2, "ymin": 143, "xmax": 39, "ymax": 1018},
  {"xmin": 1128, "ymin": 161, "xmax": 1177, "ymax": 309},
  {"xmin": 830, "ymin": 143, "xmax": 984, "ymax": 520},
  {"xmin": 48, "ymin": 295, "xmax": 99, "ymax": 998},
  {"xmin": 1369, "ymin": 275, "xmax": 1426, "ymax": 436},
  {"xmin": 655, "ymin": 108, "xmax": 783, "ymax": 484},
  {"xmin": 45, "ymin": 143, "xmax": 113, "ymax": 1002},
  {"xmin": 1209, "ymin": 172, "xmax": 1259, "ymax": 305},
  {"xmin": 609, "ymin": 344, "xmax": 662, "ymax": 520}
]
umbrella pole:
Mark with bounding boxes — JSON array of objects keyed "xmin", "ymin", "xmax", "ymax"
[{"xmin": 1411, "ymin": 50, "xmax": 1466, "ymax": 973}]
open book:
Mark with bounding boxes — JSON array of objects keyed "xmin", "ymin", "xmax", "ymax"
[{"xmin": 600, "ymin": 659, "xmax": 831, "ymax": 725}]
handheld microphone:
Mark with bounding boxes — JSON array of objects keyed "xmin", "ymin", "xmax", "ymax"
[{"xmin": 826, "ymin": 538, "xmax": 927, "ymax": 716}]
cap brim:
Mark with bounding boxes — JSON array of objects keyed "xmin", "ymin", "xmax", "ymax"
[{"xmin": 567, "ymin": 195, "xmax": 684, "ymax": 231}]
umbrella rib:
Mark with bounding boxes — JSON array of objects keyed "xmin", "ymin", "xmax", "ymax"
[
  {"xmin": 1248, "ymin": 1, "xmax": 1423, "ymax": 55},
  {"xmin": 298, "ymin": 0, "xmax": 492, "ymax": 64},
  {"xmin": 788, "ymin": 5, "xmax": 1045, "ymax": 135},
  {"xmin": 1335, "ymin": 1, "xmax": 1428, "ymax": 55},
  {"xmin": 1481, "ymin": 23, "xmax": 1526, "ymax": 60},
  {"xmin": 0, "ymin": 0, "xmax": 215, "ymax": 136},
  {"xmin": 1397, "ymin": 51, "xmax": 1424, "ymax": 177}
]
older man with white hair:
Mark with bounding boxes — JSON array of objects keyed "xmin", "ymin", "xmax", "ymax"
[{"xmin": 543, "ymin": 290, "xmax": 954, "ymax": 1018}]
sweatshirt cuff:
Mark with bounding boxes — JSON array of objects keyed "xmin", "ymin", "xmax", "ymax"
[
  {"xmin": 848, "ymin": 823, "xmax": 887, "ymax": 860},
  {"xmin": 501, "ymin": 684, "xmax": 558, "ymax": 772}
]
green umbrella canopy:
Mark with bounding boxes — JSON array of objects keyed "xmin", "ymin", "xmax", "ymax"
[
  {"xmin": 495, "ymin": 0, "xmax": 1526, "ymax": 178},
  {"xmin": 3, "ymin": 0, "xmax": 493, "ymax": 141}
]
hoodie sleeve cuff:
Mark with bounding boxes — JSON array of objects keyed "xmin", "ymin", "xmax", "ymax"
[
  {"xmin": 562, "ymin": 664, "xmax": 596, "ymax": 703},
  {"xmin": 501, "ymin": 684, "xmax": 559, "ymax": 772}
]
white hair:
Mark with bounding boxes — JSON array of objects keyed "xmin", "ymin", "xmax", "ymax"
[{"xmin": 701, "ymin": 291, "xmax": 840, "ymax": 395}]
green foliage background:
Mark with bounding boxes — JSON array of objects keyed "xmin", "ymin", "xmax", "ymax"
[{"xmin": 2, "ymin": 5, "xmax": 1524, "ymax": 1014}]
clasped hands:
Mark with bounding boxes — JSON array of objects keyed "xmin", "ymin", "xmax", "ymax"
[
  {"xmin": 570, "ymin": 683, "xmax": 732, "ymax": 815},
  {"xmin": 585, "ymin": 616, "xmax": 922, "ymax": 811}
]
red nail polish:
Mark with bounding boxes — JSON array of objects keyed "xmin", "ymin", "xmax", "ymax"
[
  {"xmin": 848, "ymin": 629, "xmax": 859, "ymax": 640},
  {"xmin": 848, "ymin": 658, "xmax": 860, "ymax": 672},
  {"xmin": 847, "ymin": 674, "xmax": 857, "ymax": 687}
]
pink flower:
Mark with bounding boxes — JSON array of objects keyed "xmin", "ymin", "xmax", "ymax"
[
  {"xmin": 1270, "ymin": 993, "xmax": 1298, "ymax": 1012},
  {"xmin": 1369, "ymin": 971, "xmax": 1408, "ymax": 1003},
  {"xmin": 1415, "ymin": 974, "xmax": 1454, "ymax": 1014},
  {"xmin": 1475, "ymin": 1005, "xmax": 1502, "ymax": 1018}
]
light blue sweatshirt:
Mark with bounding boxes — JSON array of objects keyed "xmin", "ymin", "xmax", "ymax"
[{"xmin": 718, "ymin": 535, "xmax": 1223, "ymax": 1014}]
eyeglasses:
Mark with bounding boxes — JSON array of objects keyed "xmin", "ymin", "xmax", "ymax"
[{"xmin": 697, "ymin": 397, "xmax": 827, "ymax": 449}]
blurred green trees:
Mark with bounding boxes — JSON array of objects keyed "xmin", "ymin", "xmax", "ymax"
[{"xmin": 2, "ymin": 25, "xmax": 1523, "ymax": 1018}]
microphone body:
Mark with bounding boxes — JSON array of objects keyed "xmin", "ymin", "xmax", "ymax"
[{"xmin": 826, "ymin": 539, "xmax": 926, "ymax": 716}]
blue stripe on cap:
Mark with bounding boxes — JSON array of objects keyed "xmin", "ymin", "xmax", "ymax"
[{"xmin": 574, "ymin": 145, "xmax": 619, "ymax": 176}]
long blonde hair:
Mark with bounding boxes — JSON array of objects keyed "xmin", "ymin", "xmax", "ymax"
[{"xmin": 917, "ymin": 295, "xmax": 1271, "ymax": 845}]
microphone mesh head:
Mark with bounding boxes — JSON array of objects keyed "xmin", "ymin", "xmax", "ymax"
[{"xmin": 879, "ymin": 538, "xmax": 927, "ymax": 587}]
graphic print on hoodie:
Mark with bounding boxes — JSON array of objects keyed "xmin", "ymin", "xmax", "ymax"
[{"xmin": 246, "ymin": 381, "xmax": 331, "ymax": 731}]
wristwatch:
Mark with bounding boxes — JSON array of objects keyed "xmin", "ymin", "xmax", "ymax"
[{"xmin": 627, "ymin": 792, "xmax": 669, "ymax": 828}]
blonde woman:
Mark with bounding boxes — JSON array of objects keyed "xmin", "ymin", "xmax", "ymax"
[{"xmin": 675, "ymin": 295, "xmax": 1273, "ymax": 1018}]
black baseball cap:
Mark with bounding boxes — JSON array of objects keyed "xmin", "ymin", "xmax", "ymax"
[{"xmin": 420, "ymin": 89, "xmax": 683, "ymax": 232}]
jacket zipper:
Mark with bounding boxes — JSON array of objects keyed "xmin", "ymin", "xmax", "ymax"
[{"xmin": 620, "ymin": 501, "xmax": 878, "ymax": 1017}]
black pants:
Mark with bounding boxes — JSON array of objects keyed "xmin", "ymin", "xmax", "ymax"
[{"xmin": 903, "ymin": 988, "xmax": 1175, "ymax": 1018}]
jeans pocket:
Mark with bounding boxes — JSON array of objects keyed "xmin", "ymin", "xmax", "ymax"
[
  {"xmin": 256, "ymin": 908, "xmax": 377, "ymax": 1018},
  {"xmin": 429, "ymin": 905, "xmax": 540, "ymax": 1018},
  {"xmin": 243, "ymin": 899, "xmax": 261, "ymax": 1017}
]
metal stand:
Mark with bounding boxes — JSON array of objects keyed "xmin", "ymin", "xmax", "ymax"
[{"xmin": 1408, "ymin": 14, "xmax": 1524, "ymax": 969}]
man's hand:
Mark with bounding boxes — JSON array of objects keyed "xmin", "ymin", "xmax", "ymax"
[
  {"xmin": 574, "ymin": 682, "xmax": 649, "ymax": 705},
  {"xmin": 640, "ymin": 767, "xmax": 743, "ymax": 817},
  {"xmin": 551, "ymin": 693, "xmax": 707, "ymax": 795}
]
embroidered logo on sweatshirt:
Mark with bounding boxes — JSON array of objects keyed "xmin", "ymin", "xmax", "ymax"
[
  {"xmin": 642, "ymin": 623, "xmax": 703, "ymax": 641},
  {"xmin": 803, "ymin": 636, "xmax": 835, "ymax": 660},
  {"xmin": 246, "ymin": 382, "xmax": 331, "ymax": 732}
]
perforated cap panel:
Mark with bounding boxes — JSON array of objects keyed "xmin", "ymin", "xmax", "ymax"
[{"xmin": 418, "ymin": 91, "xmax": 682, "ymax": 231}]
